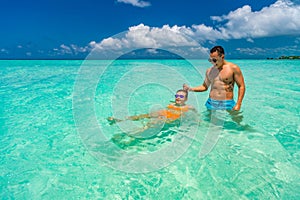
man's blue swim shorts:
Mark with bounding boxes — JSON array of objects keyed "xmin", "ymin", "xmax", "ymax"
[{"xmin": 205, "ymin": 98, "xmax": 236, "ymax": 110}]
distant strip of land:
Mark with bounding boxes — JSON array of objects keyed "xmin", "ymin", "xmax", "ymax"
[{"xmin": 267, "ymin": 56, "xmax": 300, "ymax": 60}]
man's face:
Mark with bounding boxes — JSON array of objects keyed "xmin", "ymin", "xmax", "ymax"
[{"xmin": 209, "ymin": 51, "xmax": 223, "ymax": 67}]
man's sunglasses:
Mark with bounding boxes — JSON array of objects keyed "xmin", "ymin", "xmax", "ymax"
[
  {"xmin": 175, "ymin": 94, "xmax": 185, "ymax": 98},
  {"xmin": 208, "ymin": 58, "xmax": 218, "ymax": 63}
]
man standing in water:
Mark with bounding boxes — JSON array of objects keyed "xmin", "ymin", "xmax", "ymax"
[{"xmin": 183, "ymin": 46, "xmax": 245, "ymax": 111}]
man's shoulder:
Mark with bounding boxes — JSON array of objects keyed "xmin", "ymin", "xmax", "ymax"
[
  {"xmin": 225, "ymin": 61, "xmax": 240, "ymax": 71},
  {"xmin": 230, "ymin": 63, "xmax": 242, "ymax": 73},
  {"xmin": 227, "ymin": 61, "xmax": 239, "ymax": 68}
]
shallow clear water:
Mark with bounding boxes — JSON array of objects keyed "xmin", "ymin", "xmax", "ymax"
[{"xmin": 1, "ymin": 59, "xmax": 299, "ymax": 199}]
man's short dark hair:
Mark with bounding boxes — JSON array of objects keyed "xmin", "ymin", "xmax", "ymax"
[{"xmin": 210, "ymin": 46, "xmax": 225, "ymax": 56}]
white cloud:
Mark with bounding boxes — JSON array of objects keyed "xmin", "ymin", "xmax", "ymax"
[
  {"xmin": 117, "ymin": 0, "xmax": 151, "ymax": 8},
  {"xmin": 1, "ymin": 48, "xmax": 8, "ymax": 54},
  {"xmin": 60, "ymin": 44, "xmax": 72, "ymax": 54},
  {"xmin": 236, "ymin": 47, "xmax": 267, "ymax": 56},
  {"xmin": 88, "ymin": 23, "xmax": 207, "ymax": 59},
  {"xmin": 88, "ymin": 0, "xmax": 300, "ymax": 58},
  {"xmin": 237, "ymin": 45, "xmax": 300, "ymax": 56},
  {"xmin": 246, "ymin": 38, "xmax": 254, "ymax": 43},
  {"xmin": 89, "ymin": 23, "xmax": 199, "ymax": 50},
  {"xmin": 51, "ymin": 44, "xmax": 91, "ymax": 56},
  {"xmin": 126, "ymin": 24, "xmax": 198, "ymax": 48},
  {"xmin": 213, "ymin": 0, "xmax": 300, "ymax": 39},
  {"xmin": 70, "ymin": 44, "xmax": 90, "ymax": 54},
  {"xmin": 146, "ymin": 48, "xmax": 158, "ymax": 54},
  {"xmin": 88, "ymin": 24, "xmax": 215, "ymax": 57},
  {"xmin": 191, "ymin": 24, "xmax": 224, "ymax": 42}
]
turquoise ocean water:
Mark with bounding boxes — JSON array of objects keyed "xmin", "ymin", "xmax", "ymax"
[{"xmin": 1, "ymin": 59, "xmax": 299, "ymax": 199}]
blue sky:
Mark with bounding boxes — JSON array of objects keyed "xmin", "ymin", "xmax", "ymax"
[{"xmin": 1, "ymin": 0, "xmax": 300, "ymax": 59}]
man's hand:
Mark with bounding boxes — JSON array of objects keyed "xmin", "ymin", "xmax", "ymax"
[
  {"xmin": 233, "ymin": 103, "xmax": 241, "ymax": 111},
  {"xmin": 183, "ymin": 83, "xmax": 190, "ymax": 91}
]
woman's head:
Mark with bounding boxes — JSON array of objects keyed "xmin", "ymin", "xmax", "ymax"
[{"xmin": 175, "ymin": 89, "xmax": 188, "ymax": 105}]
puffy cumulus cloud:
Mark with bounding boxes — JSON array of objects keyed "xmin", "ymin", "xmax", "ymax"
[
  {"xmin": 126, "ymin": 24, "xmax": 198, "ymax": 48},
  {"xmin": 90, "ymin": 24, "xmax": 198, "ymax": 50},
  {"xmin": 191, "ymin": 24, "xmax": 224, "ymax": 42},
  {"xmin": 90, "ymin": 1, "xmax": 300, "ymax": 53},
  {"xmin": 117, "ymin": 0, "xmax": 151, "ymax": 8},
  {"xmin": 88, "ymin": 24, "xmax": 207, "ymax": 59},
  {"xmin": 213, "ymin": 0, "xmax": 300, "ymax": 39},
  {"xmin": 88, "ymin": 23, "xmax": 216, "ymax": 59},
  {"xmin": 85, "ymin": 0, "xmax": 300, "ymax": 59}
]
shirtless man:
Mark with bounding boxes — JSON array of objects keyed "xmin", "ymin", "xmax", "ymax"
[{"xmin": 183, "ymin": 46, "xmax": 245, "ymax": 111}]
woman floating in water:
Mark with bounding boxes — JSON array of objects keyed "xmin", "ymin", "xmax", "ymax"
[
  {"xmin": 107, "ymin": 89, "xmax": 197, "ymax": 136},
  {"xmin": 108, "ymin": 89, "xmax": 194, "ymax": 123}
]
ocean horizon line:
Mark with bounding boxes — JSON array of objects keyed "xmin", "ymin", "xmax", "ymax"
[{"xmin": 0, "ymin": 57, "xmax": 281, "ymax": 61}]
